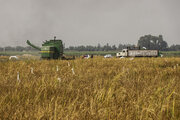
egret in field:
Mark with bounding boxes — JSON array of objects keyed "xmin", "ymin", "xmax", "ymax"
[
  {"xmin": 142, "ymin": 47, "xmax": 147, "ymax": 50},
  {"xmin": 9, "ymin": 56, "xmax": 18, "ymax": 60}
]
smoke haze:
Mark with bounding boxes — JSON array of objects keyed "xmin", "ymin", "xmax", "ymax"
[{"xmin": 0, "ymin": 0, "xmax": 179, "ymax": 47}]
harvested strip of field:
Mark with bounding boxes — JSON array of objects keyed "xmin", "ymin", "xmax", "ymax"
[{"xmin": 0, "ymin": 57, "xmax": 179, "ymax": 119}]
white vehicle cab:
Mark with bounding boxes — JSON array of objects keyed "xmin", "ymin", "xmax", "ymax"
[{"xmin": 116, "ymin": 49, "xmax": 128, "ymax": 57}]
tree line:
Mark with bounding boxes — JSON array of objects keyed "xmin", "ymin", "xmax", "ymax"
[
  {"xmin": 0, "ymin": 35, "xmax": 179, "ymax": 51},
  {"xmin": 0, "ymin": 44, "xmax": 179, "ymax": 52},
  {"xmin": 0, "ymin": 44, "xmax": 136, "ymax": 52},
  {"xmin": 65, "ymin": 43, "xmax": 136, "ymax": 51},
  {"xmin": 0, "ymin": 46, "xmax": 37, "ymax": 52}
]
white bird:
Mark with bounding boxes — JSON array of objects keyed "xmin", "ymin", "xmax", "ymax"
[
  {"xmin": 142, "ymin": 47, "xmax": 147, "ymax": 50},
  {"xmin": 9, "ymin": 56, "xmax": 18, "ymax": 60}
]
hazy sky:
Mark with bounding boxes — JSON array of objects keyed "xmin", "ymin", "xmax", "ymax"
[{"xmin": 0, "ymin": 0, "xmax": 179, "ymax": 47}]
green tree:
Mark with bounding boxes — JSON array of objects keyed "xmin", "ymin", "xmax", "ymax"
[
  {"xmin": 169, "ymin": 44, "xmax": 180, "ymax": 51},
  {"xmin": 0, "ymin": 47, "xmax": 3, "ymax": 51},
  {"xmin": 138, "ymin": 35, "xmax": 168, "ymax": 50},
  {"xmin": 16, "ymin": 46, "xmax": 24, "ymax": 51},
  {"xmin": 112, "ymin": 45, "xmax": 117, "ymax": 50},
  {"xmin": 5, "ymin": 46, "xmax": 15, "ymax": 51}
]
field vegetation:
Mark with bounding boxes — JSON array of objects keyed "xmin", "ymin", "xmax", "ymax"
[
  {"xmin": 161, "ymin": 51, "xmax": 180, "ymax": 57},
  {"xmin": 0, "ymin": 57, "xmax": 180, "ymax": 119}
]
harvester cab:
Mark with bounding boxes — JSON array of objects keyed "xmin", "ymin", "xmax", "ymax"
[{"xmin": 26, "ymin": 36, "xmax": 64, "ymax": 59}]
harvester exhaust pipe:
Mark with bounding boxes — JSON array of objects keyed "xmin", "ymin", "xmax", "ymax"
[{"xmin": 54, "ymin": 36, "xmax": 56, "ymax": 42}]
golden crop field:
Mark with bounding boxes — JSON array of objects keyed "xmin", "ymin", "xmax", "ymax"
[{"xmin": 0, "ymin": 57, "xmax": 180, "ymax": 120}]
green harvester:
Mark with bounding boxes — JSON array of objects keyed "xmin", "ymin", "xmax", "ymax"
[{"xmin": 26, "ymin": 36, "xmax": 64, "ymax": 59}]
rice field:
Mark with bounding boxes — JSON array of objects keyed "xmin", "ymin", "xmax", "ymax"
[{"xmin": 0, "ymin": 57, "xmax": 180, "ymax": 119}]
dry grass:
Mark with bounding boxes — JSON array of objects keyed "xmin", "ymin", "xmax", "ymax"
[{"xmin": 0, "ymin": 57, "xmax": 180, "ymax": 120}]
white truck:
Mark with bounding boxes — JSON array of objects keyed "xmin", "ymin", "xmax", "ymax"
[{"xmin": 116, "ymin": 49, "xmax": 159, "ymax": 57}]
